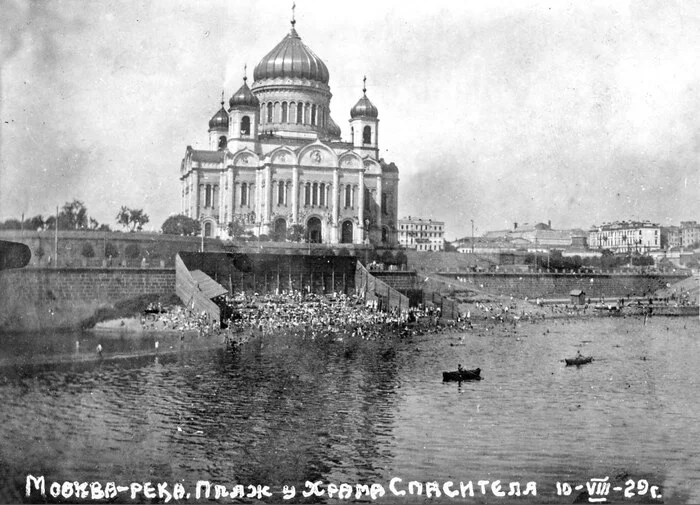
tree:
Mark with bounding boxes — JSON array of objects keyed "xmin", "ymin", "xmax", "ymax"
[
  {"xmin": 24, "ymin": 215, "xmax": 45, "ymax": 231},
  {"xmin": 286, "ymin": 224, "xmax": 306, "ymax": 242},
  {"xmin": 89, "ymin": 217, "xmax": 110, "ymax": 231},
  {"xmin": 443, "ymin": 241, "xmax": 458, "ymax": 252},
  {"xmin": 161, "ymin": 214, "xmax": 201, "ymax": 236},
  {"xmin": 0, "ymin": 219, "xmax": 22, "ymax": 230},
  {"xmin": 59, "ymin": 200, "xmax": 88, "ymax": 229},
  {"xmin": 124, "ymin": 243, "xmax": 141, "ymax": 259},
  {"xmin": 81, "ymin": 243, "xmax": 95, "ymax": 258},
  {"xmin": 104, "ymin": 242, "xmax": 119, "ymax": 258},
  {"xmin": 116, "ymin": 206, "xmax": 150, "ymax": 232},
  {"xmin": 227, "ymin": 219, "xmax": 246, "ymax": 239}
]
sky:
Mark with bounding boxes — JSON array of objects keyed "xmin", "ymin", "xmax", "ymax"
[{"xmin": 1, "ymin": 0, "xmax": 699, "ymax": 240}]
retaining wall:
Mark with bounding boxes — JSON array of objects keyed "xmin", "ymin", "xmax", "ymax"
[
  {"xmin": 439, "ymin": 272, "xmax": 689, "ymax": 299},
  {"xmin": 0, "ymin": 267, "xmax": 175, "ymax": 332}
]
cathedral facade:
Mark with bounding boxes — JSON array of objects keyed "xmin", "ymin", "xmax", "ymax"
[{"xmin": 179, "ymin": 17, "xmax": 399, "ymax": 246}]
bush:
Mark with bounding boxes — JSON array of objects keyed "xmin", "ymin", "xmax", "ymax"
[
  {"xmin": 124, "ymin": 243, "xmax": 141, "ymax": 259},
  {"xmin": 81, "ymin": 243, "xmax": 95, "ymax": 258},
  {"xmin": 104, "ymin": 242, "xmax": 119, "ymax": 258}
]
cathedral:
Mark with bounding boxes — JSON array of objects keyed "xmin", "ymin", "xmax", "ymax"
[{"xmin": 179, "ymin": 14, "xmax": 399, "ymax": 246}]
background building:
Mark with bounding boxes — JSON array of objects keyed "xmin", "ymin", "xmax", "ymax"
[
  {"xmin": 179, "ymin": 17, "xmax": 399, "ymax": 246},
  {"xmin": 680, "ymin": 221, "xmax": 700, "ymax": 248},
  {"xmin": 398, "ymin": 217, "xmax": 445, "ymax": 251},
  {"xmin": 588, "ymin": 221, "xmax": 661, "ymax": 253}
]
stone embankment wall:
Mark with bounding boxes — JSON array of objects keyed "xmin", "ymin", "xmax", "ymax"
[
  {"xmin": 0, "ymin": 267, "xmax": 174, "ymax": 332},
  {"xmin": 439, "ymin": 272, "xmax": 689, "ymax": 299}
]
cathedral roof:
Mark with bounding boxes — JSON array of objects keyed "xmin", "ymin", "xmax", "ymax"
[
  {"xmin": 253, "ymin": 24, "xmax": 330, "ymax": 84},
  {"xmin": 189, "ymin": 149, "xmax": 226, "ymax": 164},
  {"xmin": 208, "ymin": 102, "xmax": 229, "ymax": 130},
  {"xmin": 229, "ymin": 78, "xmax": 259, "ymax": 108},
  {"xmin": 350, "ymin": 91, "xmax": 378, "ymax": 119},
  {"xmin": 327, "ymin": 115, "xmax": 342, "ymax": 139}
]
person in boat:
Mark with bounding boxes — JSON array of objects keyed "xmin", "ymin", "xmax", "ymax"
[
  {"xmin": 575, "ymin": 349, "xmax": 584, "ymax": 359},
  {"xmin": 457, "ymin": 363, "xmax": 464, "ymax": 373}
]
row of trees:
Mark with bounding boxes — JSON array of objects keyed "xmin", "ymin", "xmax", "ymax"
[
  {"xmin": 161, "ymin": 214, "xmax": 308, "ymax": 242},
  {"xmin": 0, "ymin": 200, "xmax": 150, "ymax": 233}
]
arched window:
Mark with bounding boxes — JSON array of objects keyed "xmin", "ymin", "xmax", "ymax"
[
  {"xmin": 241, "ymin": 116, "xmax": 250, "ymax": 135},
  {"xmin": 382, "ymin": 192, "xmax": 388, "ymax": 215},
  {"xmin": 218, "ymin": 136, "xmax": 227, "ymax": 150},
  {"xmin": 297, "ymin": 104, "xmax": 303, "ymax": 124},
  {"xmin": 267, "ymin": 103, "xmax": 273, "ymax": 123},
  {"xmin": 312, "ymin": 182, "xmax": 318, "ymax": 206},
  {"xmin": 364, "ymin": 188, "xmax": 370, "ymax": 211},
  {"xmin": 260, "ymin": 104, "xmax": 266, "ymax": 123},
  {"xmin": 363, "ymin": 125, "xmax": 372, "ymax": 144},
  {"xmin": 277, "ymin": 180, "xmax": 285, "ymax": 205},
  {"xmin": 304, "ymin": 103, "xmax": 310, "ymax": 124},
  {"xmin": 304, "ymin": 183, "xmax": 311, "ymax": 206},
  {"xmin": 274, "ymin": 102, "xmax": 280, "ymax": 122},
  {"xmin": 241, "ymin": 183, "xmax": 248, "ymax": 206},
  {"xmin": 281, "ymin": 102, "xmax": 288, "ymax": 123},
  {"xmin": 311, "ymin": 104, "xmax": 317, "ymax": 126},
  {"xmin": 345, "ymin": 185, "xmax": 352, "ymax": 208},
  {"xmin": 319, "ymin": 183, "xmax": 325, "ymax": 206},
  {"xmin": 205, "ymin": 222, "xmax": 212, "ymax": 237},
  {"xmin": 350, "ymin": 126, "xmax": 354, "ymax": 143},
  {"xmin": 205, "ymin": 184, "xmax": 212, "ymax": 207}
]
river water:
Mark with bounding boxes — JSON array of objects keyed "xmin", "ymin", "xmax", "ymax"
[{"xmin": 0, "ymin": 316, "xmax": 698, "ymax": 504}]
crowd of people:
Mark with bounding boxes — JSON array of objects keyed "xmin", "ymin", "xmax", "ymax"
[{"xmin": 141, "ymin": 290, "xmax": 460, "ymax": 345}]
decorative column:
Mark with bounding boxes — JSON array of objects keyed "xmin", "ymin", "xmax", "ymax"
[
  {"xmin": 255, "ymin": 169, "xmax": 262, "ymax": 228},
  {"xmin": 193, "ymin": 170, "xmax": 200, "ymax": 220},
  {"xmin": 292, "ymin": 165, "xmax": 299, "ymax": 224},
  {"xmin": 264, "ymin": 165, "xmax": 272, "ymax": 234},
  {"xmin": 357, "ymin": 168, "xmax": 365, "ymax": 244},
  {"xmin": 376, "ymin": 175, "xmax": 383, "ymax": 240},
  {"xmin": 228, "ymin": 167, "xmax": 235, "ymax": 222},
  {"xmin": 332, "ymin": 168, "xmax": 339, "ymax": 243},
  {"xmin": 218, "ymin": 171, "xmax": 225, "ymax": 226},
  {"xmin": 180, "ymin": 179, "xmax": 185, "ymax": 215}
]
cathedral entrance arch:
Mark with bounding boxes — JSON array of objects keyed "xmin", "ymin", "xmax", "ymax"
[
  {"xmin": 341, "ymin": 220, "xmax": 353, "ymax": 244},
  {"xmin": 307, "ymin": 217, "xmax": 322, "ymax": 244},
  {"xmin": 273, "ymin": 218, "xmax": 287, "ymax": 241},
  {"xmin": 204, "ymin": 222, "xmax": 213, "ymax": 237}
]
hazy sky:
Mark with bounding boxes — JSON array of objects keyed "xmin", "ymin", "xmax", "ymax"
[{"xmin": 1, "ymin": 0, "xmax": 699, "ymax": 239}]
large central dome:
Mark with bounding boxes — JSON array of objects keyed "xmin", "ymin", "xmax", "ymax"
[{"xmin": 253, "ymin": 26, "xmax": 329, "ymax": 84}]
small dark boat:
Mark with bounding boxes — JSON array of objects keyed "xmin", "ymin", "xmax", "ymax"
[
  {"xmin": 565, "ymin": 356, "xmax": 593, "ymax": 366},
  {"xmin": 443, "ymin": 368, "xmax": 482, "ymax": 381}
]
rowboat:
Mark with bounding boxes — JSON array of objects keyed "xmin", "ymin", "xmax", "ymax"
[
  {"xmin": 565, "ymin": 356, "xmax": 593, "ymax": 366},
  {"xmin": 442, "ymin": 368, "xmax": 482, "ymax": 381}
]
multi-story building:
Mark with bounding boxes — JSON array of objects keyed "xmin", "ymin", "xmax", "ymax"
[
  {"xmin": 662, "ymin": 226, "xmax": 681, "ymax": 249},
  {"xmin": 588, "ymin": 221, "xmax": 661, "ymax": 253},
  {"xmin": 680, "ymin": 221, "xmax": 700, "ymax": 247},
  {"xmin": 179, "ymin": 15, "xmax": 399, "ymax": 245},
  {"xmin": 398, "ymin": 217, "xmax": 445, "ymax": 251}
]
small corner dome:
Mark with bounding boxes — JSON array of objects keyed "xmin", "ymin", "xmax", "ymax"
[
  {"xmin": 229, "ymin": 79, "xmax": 260, "ymax": 108},
  {"xmin": 350, "ymin": 94, "xmax": 378, "ymax": 119},
  {"xmin": 209, "ymin": 105, "xmax": 229, "ymax": 130}
]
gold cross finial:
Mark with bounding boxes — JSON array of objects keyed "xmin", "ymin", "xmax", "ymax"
[
  {"xmin": 291, "ymin": 2, "xmax": 296, "ymax": 27},
  {"xmin": 363, "ymin": 75, "xmax": 367, "ymax": 94}
]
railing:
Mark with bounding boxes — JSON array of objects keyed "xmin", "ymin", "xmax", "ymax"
[{"xmin": 355, "ymin": 261, "xmax": 409, "ymax": 314}]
